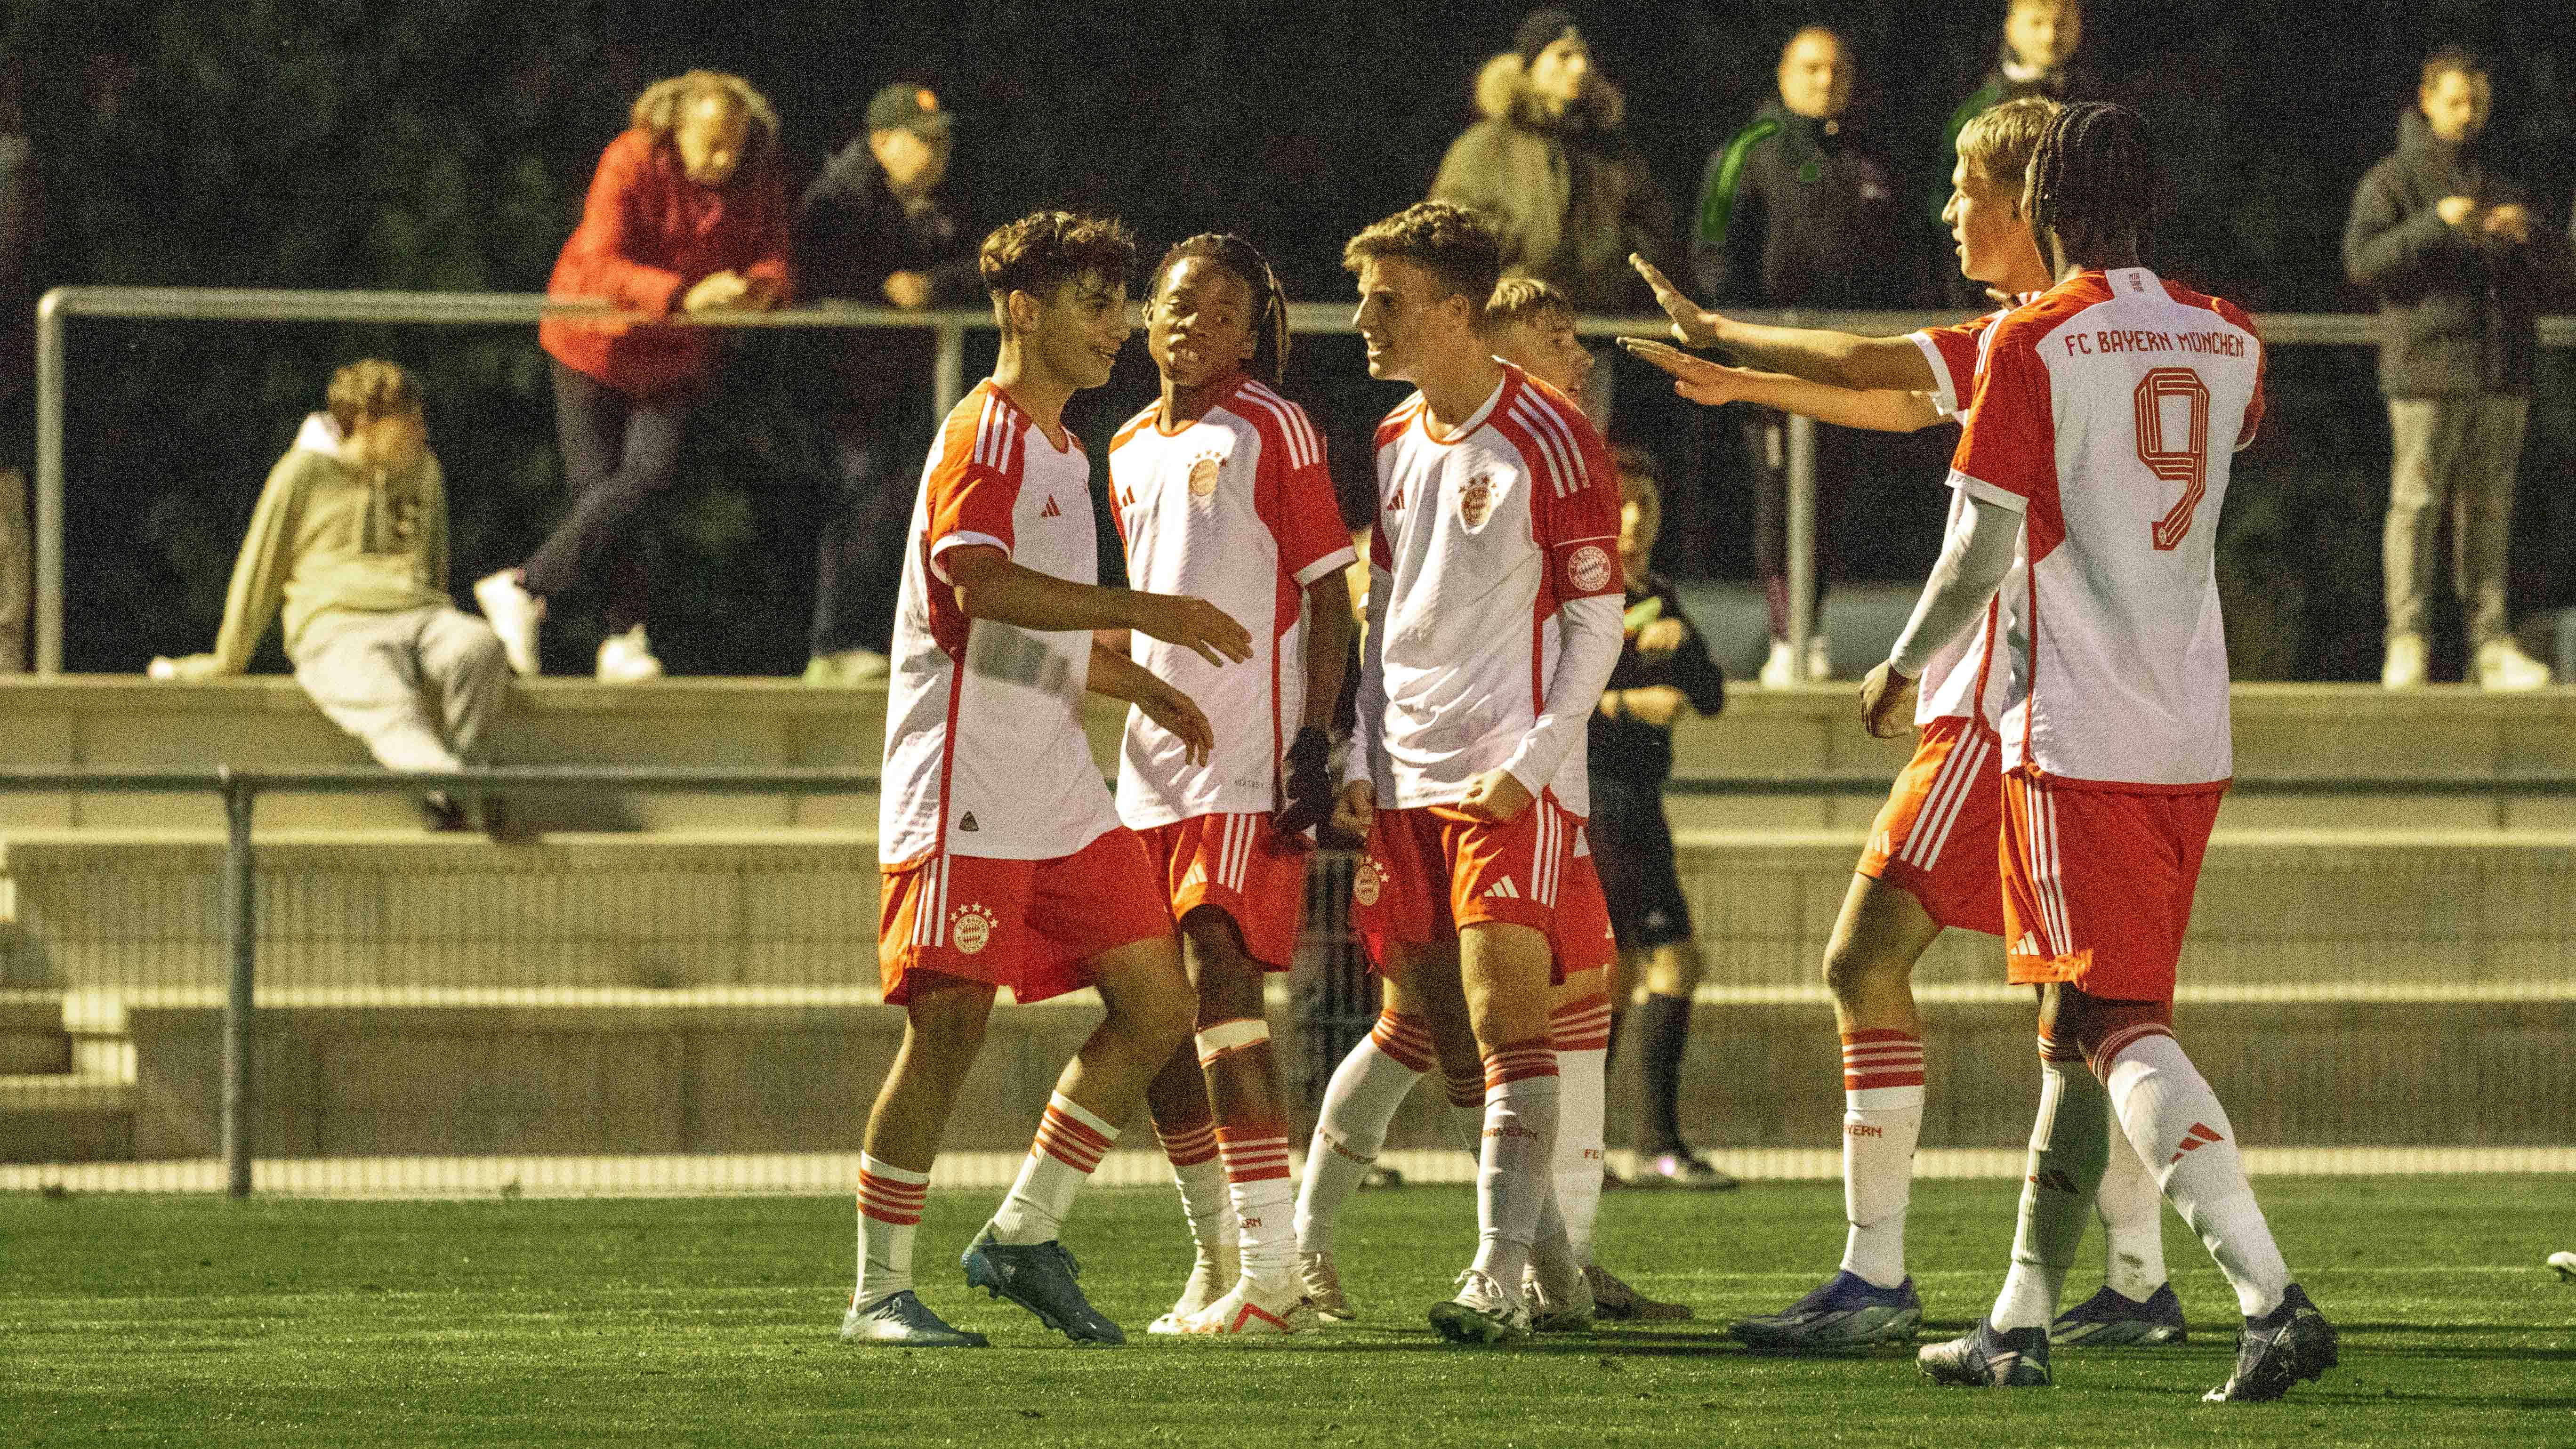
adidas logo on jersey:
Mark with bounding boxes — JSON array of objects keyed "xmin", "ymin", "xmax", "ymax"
[
  {"xmin": 958, "ymin": 812, "xmax": 979, "ymax": 833},
  {"xmin": 2013, "ymin": 933, "xmax": 2043, "ymax": 958},
  {"xmin": 1481, "ymin": 877, "xmax": 1521, "ymax": 900},
  {"xmin": 1039, "ymin": 496, "xmax": 1063, "ymax": 518}
]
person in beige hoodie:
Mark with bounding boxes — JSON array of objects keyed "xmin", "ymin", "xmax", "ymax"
[{"xmin": 151, "ymin": 360, "xmax": 512, "ymax": 832}]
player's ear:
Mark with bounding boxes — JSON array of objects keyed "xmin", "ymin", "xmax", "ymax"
[{"xmin": 1005, "ymin": 288, "xmax": 1040, "ymax": 334}]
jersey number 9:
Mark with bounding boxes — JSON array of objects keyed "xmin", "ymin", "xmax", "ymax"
[{"xmin": 2135, "ymin": 368, "xmax": 2211, "ymax": 551}]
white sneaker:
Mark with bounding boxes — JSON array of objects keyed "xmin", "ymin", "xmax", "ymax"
[
  {"xmin": 2381, "ymin": 633, "xmax": 2427, "ymax": 690},
  {"xmin": 1523, "ymin": 1263, "xmax": 1598, "ymax": 1334},
  {"xmin": 473, "ymin": 571, "xmax": 544, "ymax": 678},
  {"xmin": 1147, "ymin": 1247, "xmax": 1238, "ymax": 1335},
  {"xmin": 1758, "ymin": 637, "xmax": 1798, "ymax": 688},
  {"xmin": 1805, "ymin": 634, "xmax": 1834, "ymax": 681},
  {"xmin": 1179, "ymin": 1273, "xmax": 1319, "ymax": 1336},
  {"xmin": 2476, "ymin": 638, "xmax": 2550, "ymax": 692},
  {"xmin": 1428, "ymin": 1268, "xmax": 1531, "ymax": 1344},
  {"xmin": 1296, "ymin": 1250, "xmax": 1354, "ymax": 1322},
  {"xmin": 596, "ymin": 624, "xmax": 664, "ymax": 683}
]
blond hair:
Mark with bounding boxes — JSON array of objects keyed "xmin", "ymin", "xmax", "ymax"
[
  {"xmin": 1957, "ymin": 95, "xmax": 2061, "ymax": 196},
  {"xmin": 325, "ymin": 359, "xmax": 419, "ymax": 433},
  {"xmin": 1484, "ymin": 276, "xmax": 1576, "ymax": 330},
  {"xmin": 628, "ymin": 70, "xmax": 780, "ymax": 153}
]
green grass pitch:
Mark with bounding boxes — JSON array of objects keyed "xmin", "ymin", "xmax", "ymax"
[{"xmin": 4, "ymin": 1176, "xmax": 2571, "ymax": 1446}]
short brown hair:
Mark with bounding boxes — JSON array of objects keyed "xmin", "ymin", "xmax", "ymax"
[
  {"xmin": 325, "ymin": 359, "xmax": 419, "ymax": 433},
  {"xmin": 1484, "ymin": 276, "xmax": 1575, "ymax": 330},
  {"xmin": 1956, "ymin": 96, "xmax": 2061, "ymax": 196},
  {"xmin": 629, "ymin": 70, "xmax": 780, "ymax": 155},
  {"xmin": 979, "ymin": 210, "xmax": 1137, "ymax": 314},
  {"xmin": 1343, "ymin": 202, "xmax": 1503, "ymax": 306},
  {"xmin": 2420, "ymin": 46, "xmax": 2484, "ymax": 91}
]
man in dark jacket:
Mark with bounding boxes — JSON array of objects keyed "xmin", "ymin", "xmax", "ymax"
[
  {"xmin": 793, "ymin": 81, "xmax": 979, "ymax": 684},
  {"xmin": 2344, "ymin": 48, "xmax": 2576, "ymax": 691},
  {"xmin": 1931, "ymin": 0, "xmax": 2093, "ymax": 304},
  {"xmin": 1691, "ymin": 26, "xmax": 1914, "ymax": 687}
]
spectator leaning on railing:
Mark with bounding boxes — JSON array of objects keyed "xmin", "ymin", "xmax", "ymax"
[
  {"xmin": 149, "ymin": 361, "xmax": 515, "ymax": 837},
  {"xmin": 476, "ymin": 69, "xmax": 793, "ymax": 684},
  {"xmin": 2343, "ymin": 47, "xmax": 2576, "ymax": 691},
  {"xmin": 791, "ymin": 80, "xmax": 979, "ymax": 689}
]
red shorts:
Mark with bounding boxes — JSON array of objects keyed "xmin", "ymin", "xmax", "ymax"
[
  {"xmin": 1352, "ymin": 790, "xmax": 1613, "ymax": 982},
  {"xmin": 1856, "ymin": 716, "xmax": 2006, "ymax": 937},
  {"xmin": 1136, "ymin": 812, "xmax": 1311, "ymax": 970},
  {"xmin": 1999, "ymin": 769, "xmax": 2224, "ymax": 1002},
  {"xmin": 877, "ymin": 828, "xmax": 1173, "ymax": 1005}
]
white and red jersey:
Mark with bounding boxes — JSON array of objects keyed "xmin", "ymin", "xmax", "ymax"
[
  {"xmin": 1949, "ymin": 267, "xmax": 2267, "ymax": 788},
  {"xmin": 879, "ymin": 381, "xmax": 1121, "ymax": 866},
  {"xmin": 1108, "ymin": 376, "xmax": 1356, "ymax": 827},
  {"xmin": 1904, "ymin": 299, "xmax": 2032, "ymax": 730},
  {"xmin": 1361, "ymin": 364, "xmax": 1623, "ymax": 814}
]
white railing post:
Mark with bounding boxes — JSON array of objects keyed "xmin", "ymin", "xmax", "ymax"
[
  {"xmin": 1784, "ymin": 411, "xmax": 1818, "ymax": 672},
  {"xmin": 33, "ymin": 288, "xmax": 64, "ymax": 674}
]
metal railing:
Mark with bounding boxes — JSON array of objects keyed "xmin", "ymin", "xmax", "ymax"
[{"xmin": 32, "ymin": 284, "xmax": 2576, "ymax": 677}]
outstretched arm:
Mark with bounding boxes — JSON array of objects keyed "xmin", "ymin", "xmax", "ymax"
[
  {"xmin": 1631, "ymin": 254, "xmax": 1935, "ymax": 391},
  {"xmin": 942, "ymin": 546, "xmax": 1250, "ymax": 666},
  {"xmin": 1621, "ymin": 339, "xmax": 1944, "ymax": 433}
]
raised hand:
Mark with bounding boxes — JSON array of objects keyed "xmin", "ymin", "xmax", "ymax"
[
  {"xmin": 1629, "ymin": 253, "xmax": 1722, "ymax": 347},
  {"xmin": 1618, "ymin": 338, "xmax": 1757, "ymax": 407},
  {"xmin": 1130, "ymin": 592, "xmax": 1253, "ymax": 667}
]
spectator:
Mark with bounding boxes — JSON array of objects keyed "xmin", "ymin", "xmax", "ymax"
[
  {"xmin": 1430, "ymin": 8, "xmax": 1670, "ymax": 322},
  {"xmin": 1588, "ymin": 447, "xmax": 1729, "ymax": 1187},
  {"xmin": 0, "ymin": 64, "xmax": 32, "ymax": 673},
  {"xmin": 476, "ymin": 69, "xmax": 792, "ymax": 683},
  {"xmin": 1691, "ymin": 27, "xmax": 1914, "ymax": 687},
  {"xmin": 792, "ymin": 81, "xmax": 978, "ymax": 687},
  {"xmin": 1932, "ymin": 0, "xmax": 2091, "ymax": 302},
  {"xmin": 149, "ymin": 362, "xmax": 514, "ymax": 835},
  {"xmin": 2344, "ymin": 48, "xmax": 2576, "ymax": 690}
]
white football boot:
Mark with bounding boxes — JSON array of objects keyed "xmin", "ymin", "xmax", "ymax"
[
  {"xmin": 1428, "ymin": 1269, "xmax": 1532, "ymax": 1344},
  {"xmin": 2476, "ymin": 638, "xmax": 2550, "ymax": 692},
  {"xmin": 2381, "ymin": 632, "xmax": 2426, "ymax": 689},
  {"xmin": 1147, "ymin": 1243, "xmax": 1238, "ymax": 1335},
  {"xmin": 1181, "ymin": 1274, "xmax": 1319, "ymax": 1336},
  {"xmin": 1296, "ymin": 1249, "xmax": 1354, "ymax": 1322},
  {"xmin": 595, "ymin": 624, "xmax": 665, "ymax": 683},
  {"xmin": 473, "ymin": 570, "xmax": 545, "ymax": 678}
]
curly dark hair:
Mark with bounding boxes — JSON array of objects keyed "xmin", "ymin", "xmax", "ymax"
[
  {"xmin": 1150, "ymin": 233, "xmax": 1291, "ymax": 387},
  {"xmin": 1342, "ymin": 201, "xmax": 1503, "ymax": 306},
  {"xmin": 324, "ymin": 359, "xmax": 419, "ymax": 432},
  {"xmin": 2024, "ymin": 100, "xmax": 2156, "ymax": 266},
  {"xmin": 979, "ymin": 210, "xmax": 1138, "ymax": 317}
]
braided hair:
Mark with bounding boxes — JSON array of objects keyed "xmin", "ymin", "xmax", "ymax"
[
  {"xmin": 1149, "ymin": 233, "xmax": 1292, "ymax": 387},
  {"xmin": 2023, "ymin": 100, "xmax": 2156, "ymax": 268}
]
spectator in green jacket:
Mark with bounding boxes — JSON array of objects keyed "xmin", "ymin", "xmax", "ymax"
[{"xmin": 1932, "ymin": 0, "xmax": 2093, "ymax": 303}]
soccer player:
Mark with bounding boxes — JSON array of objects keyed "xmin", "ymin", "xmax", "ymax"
[
  {"xmin": 1888, "ymin": 101, "xmax": 2334, "ymax": 1401},
  {"xmin": 1108, "ymin": 233, "xmax": 1355, "ymax": 1336},
  {"xmin": 1625, "ymin": 97, "xmax": 2188, "ymax": 1353},
  {"xmin": 842, "ymin": 210, "xmax": 1254, "ymax": 1350},
  {"xmin": 1319, "ymin": 201, "xmax": 1627, "ymax": 1344}
]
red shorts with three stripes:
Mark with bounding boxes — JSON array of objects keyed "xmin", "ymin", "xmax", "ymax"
[
  {"xmin": 1352, "ymin": 790, "xmax": 1612, "ymax": 983},
  {"xmin": 1856, "ymin": 716, "xmax": 2006, "ymax": 937},
  {"xmin": 1136, "ymin": 812, "xmax": 1311, "ymax": 970},
  {"xmin": 876, "ymin": 828, "xmax": 1172, "ymax": 1006},
  {"xmin": 1999, "ymin": 769, "xmax": 2224, "ymax": 1002}
]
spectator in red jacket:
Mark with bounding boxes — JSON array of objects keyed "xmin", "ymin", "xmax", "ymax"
[{"xmin": 476, "ymin": 69, "xmax": 792, "ymax": 681}]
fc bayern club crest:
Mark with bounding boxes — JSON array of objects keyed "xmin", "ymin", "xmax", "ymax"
[
  {"xmin": 1352, "ymin": 857, "xmax": 1384, "ymax": 907},
  {"xmin": 1459, "ymin": 474, "xmax": 1495, "ymax": 528},
  {"xmin": 1187, "ymin": 452, "xmax": 1223, "ymax": 499},
  {"xmin": 949, "ymin": 902, "xmax": 998, "ymax": 956},
  {"xmin": 1567, "ymin": 543, "xmax": 1613, "ymax": 592}
]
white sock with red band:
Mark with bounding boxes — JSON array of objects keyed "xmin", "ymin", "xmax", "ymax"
[
  {"xmin": 2104, "ymin": 1031, "xmax": 2289, "ymax": 1319},
  {"xmin": 1295, "ymin": 1013, "xmax": 1431, "ymax": 1254},
  {"xmin": 989, "ymin": 1093, "xmax": 1118, "ymax": 1246},
  {"xmin": 1468, "ymin": 1040, "xmax": 1561, "ymax": 1293},
  {"xmin": 1157, "ymin": 1117, "xmax": 1234, "ymax": 1278},
  {"xmin": 1217, "ymin": 1123, "xmax": 1296, "ymax": 1281},
  {"xmin": 855, "ymin": 1152, "xmax": 929, "ymax": 1306},
  {"xmin": 1836, "ymin": 1030, "xmax": 1925, "ymax": 1289}
]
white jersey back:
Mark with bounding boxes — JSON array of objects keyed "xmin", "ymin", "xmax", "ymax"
[
  {"xmin": 1949, "ymin": 267, "xmax": 2267, "ymax": 788},
  {"xmin": 879, "ymin": 381, "xmax": 1120, "ymax": 865},
  {"xmin": 1109, "ymin": 377, "xmax": 1355, "ymax": 827},
  {"xmin": 1366, "ymin": 364, "xmax": 1622, "ymax": 814}
]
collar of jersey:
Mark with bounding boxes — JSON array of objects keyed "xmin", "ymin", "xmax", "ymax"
[{"xmin": 1416, "ymin": 366, "xmax": 1514, "ymax": 447}]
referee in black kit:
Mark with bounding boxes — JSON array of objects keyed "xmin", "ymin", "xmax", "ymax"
[{"xmin": 1590, "ymin": 446, "xmax": 1733, "ymax": 1188}]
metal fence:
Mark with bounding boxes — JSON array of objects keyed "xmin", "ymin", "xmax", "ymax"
[
  {"xmin": 36, "ymin": 284, "xmax": 2576, "ymax": 676},
  {"xmin": 2, "ymin": 764, "xmax": 2572, "ymax": 1198}
]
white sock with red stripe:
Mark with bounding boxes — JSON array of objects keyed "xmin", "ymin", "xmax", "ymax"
[
  {"xmin": 1295, "ymin": 1012, "xmax": 1432, "ymax": 1253},
  {"xmin": 1216, "ymin": 1123, "xmax": 1296, "ymax": 1281},
  {"xmin": 1836, "ymin": 1029, "xmax": 1925, "ymax": 1290},
  {"xmin": 988, "ymin": 1093, "xmax": 1119, "ymax": 1246},
  {"xmin": 2103, "ymin": 1030, "xmax": 2289, "ymax": 1319},
  {"xmin": 855, "ymin": 1152, "xmax": 929, "ymax": 1307},
  {"xmin": 1992, "ymin": 1046, "xmax": 2110, "ymax": 1331},
  {"xmin": 1550, "ymin": 993, "xmax": 1613, "ymax": 1267},
  {"xmin": 1443, "ymin": 1062, "xmax": 1488, "ymax": 1151},
  {"xmin": 1468, "ymin": 1039, "xmax": 1561, "ymax": 1292},
  {"xmin": 2095, "ymin": 1110, "xmax": 2171, "ymax": 1301},
  {"xmin": 1156, "ymin": 1117, "xmax": 1235, "ymax": 1280}
]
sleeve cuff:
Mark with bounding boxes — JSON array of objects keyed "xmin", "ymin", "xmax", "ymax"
[
  {"xmin": 928, "ymin": 531, "xmax": 1010, "ymax": 585},
  {"xmin": 1908, "ymin": 331, "xmax": 1961, "ymax": 418},
  {"xmin": 1293, "ymin": 547, "xmax": 1360, "ymax": 589},
  {"xmin": 1946, "ymin": 468, "xmax": 2029, "ymax": 514}
]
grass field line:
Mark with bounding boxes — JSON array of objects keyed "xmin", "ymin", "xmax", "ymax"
[{"xmin": 8, "ymin": 1144, "xmax": 2573, "ymax": 1198}]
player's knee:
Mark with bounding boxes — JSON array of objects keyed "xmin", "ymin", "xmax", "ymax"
[
  {"xmin": 2042, "ymin": 985, "xmax": 2174, "ymax": 1082},
  {"xmin": 1820, "ymin": 939, "xmax": 1894, "ymax": 1002},
  {"xmin": 1118, "ymin": 979, "xmax": 1199, "ymax": 1059}
]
